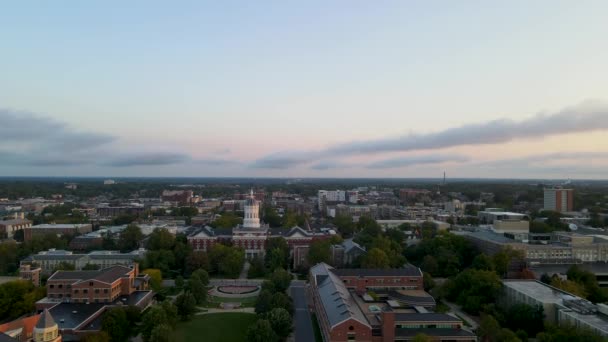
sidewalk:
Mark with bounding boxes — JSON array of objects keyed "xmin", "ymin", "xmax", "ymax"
[
  {"xmin": 444, "ymin": 300, "xmax": 479, "ymax": 331},
  {"xmin": 195, "ymin": 307, "xmax": 255, "ymax": 315}
]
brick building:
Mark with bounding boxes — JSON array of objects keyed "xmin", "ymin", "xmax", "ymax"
[
  {"xmin": 24, "ymin": 224, "xmax": 92, "ymax": 242},
  {"xmin": 309, "ymin": 263, "xmax": 476, "ymax": 342},
  {"xmin": 161, "ymin": 190, "xmax": 194, "ymax": 205},
  {"xmin": 188, "ymin": 191, "xmax": 335, "ymax": 259},
  {"xmin": 19, "ymin": 264, "xmax": 41, "ymax": 287},
  {"xmin": 43, "ymin": 264, "xmax": 149, "ymax": 304},
  {"xmin": 0, "ymin": 219, "xmax": 32, "ymax": 239}
]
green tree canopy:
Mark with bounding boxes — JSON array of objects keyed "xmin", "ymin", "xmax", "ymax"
[
  {"xmin": 119, "ymin": 224, "xmax": 143, "ymax": 251},
  {"xmin": 175, "ymin": 292, "xmax": 197, "ymax": 321}
]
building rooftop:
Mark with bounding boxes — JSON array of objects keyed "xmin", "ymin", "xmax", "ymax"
[
  {"xmin": 503, "ymin": 280, "xmax": 569, "ymax": 304},
  {"xmin": 332, "ymin": 265, "xmax": 422, "ymax": 278},
  {"xmin": 393, "ymin": 313, "xmax": 461, "ymax": 323},
  {"xmin": 30, "ymin": 224, "xmax": 90, "ymax": 229},
  {"xmin": 0, "ymin": 219, "xmax": 30, "ymax": 225},
  {"xmin": 35, "ymin": 309, "xmax": 56, "ymax": 329},
  {"xmin": 310, "ymin": 263, "xmax": 369, "ymax": 328},
  {"xmin": 395, "ymin": 328, "xmax": 476, "ymax": 338},
  {"xmin": 48, "ymin": 265, "xmax": 132, "ymax": 283}
]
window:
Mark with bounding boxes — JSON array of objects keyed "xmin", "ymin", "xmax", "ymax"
[
  {"xmin": 83, "ymin": 289, "xmax": 88, "ymax": 294},
  {"xmin": 89, "ymin": 282, "xmax": 94, "ymax": 286},
  {"xmin": 74, "ymin": 289, "xmax": 79, "ymax": 294},
  {"xmin": 95, "ymin": 289, "xmax": 100, "ymax": 294},
  {"xmin": 58, "ymin": 284, "xmax": 62, "ymax": 288},
  {"xmin": 50, "ymin": 285, "xmax": 54, "ymax": 289},
  {"xmin": 104, "ymin": 289, "xmax": 109, "ymax": 294}
]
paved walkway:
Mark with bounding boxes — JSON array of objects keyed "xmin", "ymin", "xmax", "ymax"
[
  {"xmin": 195, "ymin": 307, "xmax": 255, "ymax": 315},
  {"xmin": 444, "ymin": 300, "xmax": 479, "ymax": 331},
  {"xmin": 239, "ymin": 261, "xmax": 250, "ymax": 279},
  {"xmin": 289, "ymin": 280, "xmax": 315, "ymax": 342}
]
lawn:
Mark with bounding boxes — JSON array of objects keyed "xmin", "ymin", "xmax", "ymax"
[{"xmin": 171, "ymin": 313, "xmax": 257, "ymax": 342}]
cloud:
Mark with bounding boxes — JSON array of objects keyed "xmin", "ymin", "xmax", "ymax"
[
  {"xmin": 251, "ymin": 100, "xmax": 608, "ymax": 168},
  {"xmin": 249, "ymin": 151, "xmax": 318, "ymax": 169},
  {"xmin": 195, "ymin": 158, "xmax": 240, "ymax": 166},
  {"xmin": 310, "ymin": 161, "xmax": 356, "ymax": 170},
  {"xmin": 0, "ymin": 151, "xmax": 92, "ymax": 167},
  {"xmin": 480, "ymin": 151, "xmax": 608, "ymax": 168},
  {"xmin": 366, "ymin": 154, "xmax": 470, "ymax": 169},
  {"xmin": 104, "ymin": 152, "xmax": 191, "ymax": 167},
  {"xmin": 0, "ymin": 109, "xmax": 116, "ymax": 150}
]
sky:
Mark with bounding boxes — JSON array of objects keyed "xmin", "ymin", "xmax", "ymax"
[{"xmin": 1, "ymin": 1, "xmax": 608, "ymax": 179}]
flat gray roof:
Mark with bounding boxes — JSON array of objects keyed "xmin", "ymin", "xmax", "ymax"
[{"xmin": 503, "ymin": 280, "xmax": 570, "ymax": 303}]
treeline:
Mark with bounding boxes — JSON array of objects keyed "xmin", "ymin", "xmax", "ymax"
[{"xmin": 0, "ymin": 280, "xmax": 46, "ymax": 322}]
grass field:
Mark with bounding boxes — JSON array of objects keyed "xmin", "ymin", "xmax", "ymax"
[{"xmin": 171, "ymin": 313, "xmax": 257, "ymax": 342}]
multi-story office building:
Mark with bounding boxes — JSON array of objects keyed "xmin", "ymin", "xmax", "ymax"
[
  {"xmin": 503, "ymin": 280, "xmax": 608, "ymax": 337},
  {"xmin": 544, "ymin": 188, "xmax": 574, "ymax": 212}
]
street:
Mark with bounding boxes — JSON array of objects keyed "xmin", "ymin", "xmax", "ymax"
[{"xmin": 289, "ymin": 280, "xmax": 315, "ymax": 342}]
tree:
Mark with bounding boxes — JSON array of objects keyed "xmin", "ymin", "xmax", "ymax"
[
  {"xmin": 536, "ymin": 323, "xmax": 605, "ymax": 342},
  {"xmin": 140, "ymin": 305, "xmax": 167, "ymax": 342},
  {"xmin": 149, "ymin": 324, "xmax": 173, "ymax": 342},
  {"xmin": 161, "ymin": 300, "xmax": 179, "ymax": 328},
  {"xmin": 187, "ymin": 269, "xmax": 209, "ymax": 305},
  {"xmin": 185, "ymin": 251, "xmax": 210, "ymax": 275},
  {"xmin": 175, "ymin": 292, "xmax": 197, "ymax": 321},
  {"xmin": 333, "ymin": 215, "xmax": 356, "ymax": 237},
  {"xmin": 412, "ymin": 333, "xmax": 432, "ymax": 342},
  {"xmin": 248, "ymin": 256, "xmax": 267, "ymax": 278},
  {"xmin": 142, "ymin": 268, "xmax": 163, "ymax": 291},
  {"xmin": 444, "ymin": 269, "xmax": 502, "ymax": 315},
  {"xmin": 245, "ymin": 319, "xmax": 278, "ymax": 342},
  {"xmin": 80, "ymin": 332, "xmax": 110, "ymax": 342},
  {"xmin": 263, "ymin": 207, "xmax": 282, "ymax": 228},
  {"xmin": 421, "ymin": 255, "xmax": 439, "ymax": 275},
  {"xmin": 307, "ymin": 239, "xmax": 331, "ymax": 265},
  {"xmin": 361, "ymin": 248, "xmax": 390, "ymax": 269},
  {"xmin": 175, "ymin": 275, "xmax": 184, "ymax": 288},
  {"xmin": 147, "ymin": 228, "xmax": 176, "ymax": 250},
  {"xmin": 265, "ymin": 237, "xmax": 289, "ymax": 270},
  {"xmin": 477, "ymin": 314, "xmax": 501, "ymax": 342},
  {"xmin": 144, "ymin": 250, "xmax": 176, "ymax": 275},
  {"xmin": 271, "ymin": 292, "xmax": 294, "ymax": 315},
  {"xmin": 471, "ymin": 254, "xmax": 495, "ymax": 271},
  {"xmin": 504, "ymin": 304, "xmax": 544, "ymax": 337},
  {"xmin": 210, "ymin": 213, "xmax": 243, "ymax": 228},
  {"xmin": 370, "ymin": 235, "xmax": 406, "ymax": 268},
  {"xmin": 208, "ymin": 244, "xmax": 245, "ymax": 278},
  {"xmin": 423, "ymin": 272, "xmax": 435, "ymax": 291},
  {"xmin": 269, "ymin": 268, "xmax": 292, "ymax": 293},
  {"xmin": 101, "ymin": 308, "xmax": 130, "ymax": 342},
  {"xmin": 492, "ymin": 247, "xmax": 523, "ymax": 277},
  {"xmin": 540, "ymin": 273, "xmax": 552, "ymax": 284},
  {"xmin": 255, "ymin": 290, "xmax": 274, "ymax": 315},
  {"xmin": 266, "ymin": 308, "xmax": 293, "ymax": 339},
  {"xmin": 0, "ymin": 241, "xmax": 19, "ymax": 275},
  {"xmin": 119, "ymin": 224, "xmax": 143, "ymax": 251},
  {"xmin": 550, "ymin": 277, "xmax": 588, "ymax": 298},
  {"xmin": 0, "ymin": 280, "xmax": 46, "ymax": 321}
]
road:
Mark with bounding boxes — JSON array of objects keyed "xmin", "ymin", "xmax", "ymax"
[{"xmin": 289, "ymin": 280, "xmax": 315, "ymax": 342}]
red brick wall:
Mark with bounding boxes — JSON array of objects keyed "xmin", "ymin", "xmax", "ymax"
[{"xmin": 329, "ymin": 319, "xmax": 372, "ymax": 342}]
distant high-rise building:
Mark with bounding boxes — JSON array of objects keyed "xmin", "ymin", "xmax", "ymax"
[{"xmin": 544, "ymin": 188, "xmax": 574, "ymax": 212}]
